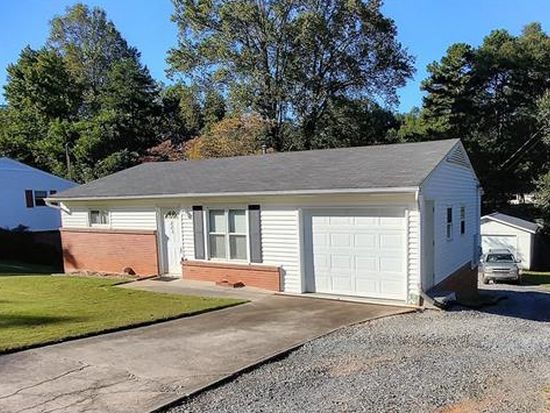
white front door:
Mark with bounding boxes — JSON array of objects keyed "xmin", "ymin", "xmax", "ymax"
[
  {"xmin": 305, "ymin": 208, "xmax": 407, "ymax": 301},
  {"xmin": 162, "ymin": 209, "xmax": 182, "ymax": 275}
]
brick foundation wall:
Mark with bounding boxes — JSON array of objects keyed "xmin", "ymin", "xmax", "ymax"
[
  {"xmin": 61, "ymin": 228, "xmax": 159, "ymax": 276},
  {"xmin": 429, "ymin": 262, "xmax": 479, "ymax": 299},
  {"xmin": 183, "ymin": 260, "xmax": 281, "ymax": 291}
]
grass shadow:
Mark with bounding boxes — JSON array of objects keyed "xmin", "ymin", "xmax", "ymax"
[
  {"xmin": 0, "ymin": 260, "xmax": 57, "ymax": 275},
  {"xmin": 522, "ymin": 272, "xmax": 550, "ymax": 288},
  {"xmin": 0, "ymin": 314, "xmax": 87, "ymax": 328}
]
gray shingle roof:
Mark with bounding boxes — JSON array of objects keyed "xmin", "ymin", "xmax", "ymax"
[
  {"xmin": 483, "ymin": 212, "xmax": 540, "ymax": 233},
  {"xmin": 52, "ymin": 139, "xmax": 460, "ymax": 200}
]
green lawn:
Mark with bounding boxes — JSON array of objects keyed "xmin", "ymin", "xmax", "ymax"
[
  {"xmin": 523, "ymin": 271, "xmax": 550, "ymax": 290},
  {"xmin": 0, "ymin": 276, "xmax": 244, "ymax": 353}
]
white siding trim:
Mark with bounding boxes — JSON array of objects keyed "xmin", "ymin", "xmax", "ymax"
[
  {"xmin": 407, "ymin": 209, "xmax": 421, "ymax": 303},
  {"xmin": 181, "ymin": 207, "xmax": 195, "ymax": 260},
  {"xmin": 261, "ymin": 206, "xmax": 301, "ymax": 293}
]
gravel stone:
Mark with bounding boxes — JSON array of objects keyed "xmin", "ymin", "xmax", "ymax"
[{"xmin": 166, "ymin": 284, "xmax": 550, "ymax": 413}]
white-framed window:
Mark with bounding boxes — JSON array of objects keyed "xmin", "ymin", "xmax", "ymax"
[
  {"xmin": 460, "ymin": 206, "xmax": 466, "ymax": 235},
  {"xmin": 208, "ymin": 208, "xmax": 247, "ymax": 261},
  {"xmin": 446, "ymin": 206, "xmax": 453, "ymax": 240},
  {"xmin": 89, "ymin": 210, "xmax": 109, "ymax": 226}
]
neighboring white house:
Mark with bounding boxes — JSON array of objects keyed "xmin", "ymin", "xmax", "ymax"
[
  {"xmin": 51, "ymin": 139, "xmax": 482, "ymax": 305},
  {"xmin": 481, "ymin": 212, "xmax": 540, "ymax": 270},
  {"xmin": 0, "ymin": 157, "xmax": 76, "ymax": 231}
]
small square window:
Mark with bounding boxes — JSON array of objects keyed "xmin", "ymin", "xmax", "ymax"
[
  {"xmin": 90, "ymin": 210, "xmax": 109, "ymax": 225},
  {"xmin": 34, "ymin": 191, "xmax": 48, "ymax": 207}
]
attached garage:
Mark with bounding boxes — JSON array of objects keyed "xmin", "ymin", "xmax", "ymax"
[
  {"xmin": 304, "ymin": 208, "xmax": 407, "ymax": 300},
  {"xmin": 481, "ymin": 212, "xmax": 540, "ymax": 270}
]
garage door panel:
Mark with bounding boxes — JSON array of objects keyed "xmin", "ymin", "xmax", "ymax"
[
  {"xmin": 332, "ymin": 254, "xmax": 353, "ymax": 271},
  {"xmin": 355, "ymin": 278, "xmax": 378, "ymax": 293},
  {"xmin": 330, "ymin": 233, "xmax": 352, "ymax": 247},
  {"xmin": 356, "ymin": 257, "xmax": 378, "ymax": 272},
  {"xmin": 380, "ymin": 257, "xmax": 403, "ymax": 272},
  {"xmin": 313, "ymin": 253, "xmax": 329, "ymax": 269},
  {"xmin": 328, "ymin": 216, "xmax": 353, "ymax": 226},
  {"xmin": 333, "ymin": 275, "xmax": 353, "ymax": 292},
  {"xmin": 379, "ymin": 233, "xmax": 404, "ymax": 249},
  {"xmin": 355, "ymin": 216, "xmax": 378, "ymax": 225},
  {"xmin": 482, "ymin": 235, "xmax": 517, "ymax": 254},
  {"xmin": 306, "ymin": 209, "xmax": 407, "ymax": 300},
  {"xmin": 355, "ymin": 233, "xmax": 377, "ymax": 249},
  {"xmin": 379, "ymin": 216, "xmax": 404, "ymax": 228},
  {"xmin": 312, "ymin": 232, "xmax": 329, "ymax": 247}
]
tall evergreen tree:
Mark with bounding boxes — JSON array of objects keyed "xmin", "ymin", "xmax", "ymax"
[
  {"xmin": 417, "ymin": 23, "xmax": 550, "ymax": 210},
  {"xmin": 1, "ymin": 4, "xmax": 162, "ymax": 182}
]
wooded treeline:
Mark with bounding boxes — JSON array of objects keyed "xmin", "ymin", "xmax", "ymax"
[{"xmin": 0, "ymin": 1, "xmax": 548, "ymax": 225}]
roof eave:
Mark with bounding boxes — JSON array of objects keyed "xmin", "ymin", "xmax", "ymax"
[
  {"xmin": 481, "ymin": 215, "xmax": 539, "ymax": 234},
  {"xmin": 48, "ymin": 186, "xmax": 420, "ymax": 202}
]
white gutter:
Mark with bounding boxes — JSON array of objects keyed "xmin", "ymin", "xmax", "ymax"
[
  {"xmin": 47, "ymin": 186, "xmax": 420, "ymax": 202},
  {"xmin": 45, "ymin": 199, "xmax": 70, "ymax": 213}
]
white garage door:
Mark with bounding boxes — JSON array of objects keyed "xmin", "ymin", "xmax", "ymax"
[
  {"xmin": 305, "ymin": 208, "xmax": 407, "ymax": 301},
  {"xmin": 482, "ymin": 235, "xmax": 518, "ymax": 256}
]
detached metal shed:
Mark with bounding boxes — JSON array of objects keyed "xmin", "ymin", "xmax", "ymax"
[{"xmin": 481, "ymin": 213, "xmax": 540, "ymax": 270}]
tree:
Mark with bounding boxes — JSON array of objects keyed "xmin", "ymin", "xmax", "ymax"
[
  {"xmin": 169, "ymin": 0, "xmax": 414, "ymax": 150},
  {"xmin": 48, "ymin": 3, "xmax": 140, "ymax": 100},
  {"xmin": 185, "ymin": 114, "xmax": 269, "ymax": 159},
  {"xmin": 0, "ymin": 47, "xmax": 80, "ymax": 171},
  {"xmin": 1, "ymin": 4, "xmax": 162, "ymax": 182},
  {"xmin": 203, "ymin": 89, "xmax": 226, "ymax": 129},
  {"xmin": 313, "ymin": 97, "xmax": 399, "ymax": 149},
  {"xmin": 417, "ymin": 23, "xmax": 550, "ymax": 210}
]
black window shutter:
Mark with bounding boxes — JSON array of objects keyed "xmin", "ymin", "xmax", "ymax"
[
  {"xmin": 248, "ymin": 205, "xmax": 262, "ymax": 263},
  {"xmin": 192, "ymin": 206, "xmax": 205, "ymax": 259},
  {"xmin": 25, "ymin": 190, "xmax": 34, "ymax": 208}
]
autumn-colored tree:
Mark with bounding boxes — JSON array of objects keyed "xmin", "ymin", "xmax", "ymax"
[{"xmin": 185, "ymin": 114, "xmax": 269, "ymax": 159}]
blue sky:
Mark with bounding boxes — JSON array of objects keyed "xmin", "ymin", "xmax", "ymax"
[{"xmin": 0, "ymin": 0, "xmax": 548, "ymax": 112}]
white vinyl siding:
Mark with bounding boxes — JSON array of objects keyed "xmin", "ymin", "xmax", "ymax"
[
  {"xmin": 61, "ymin": 208, "xmax": 89, "ymax": 228},
  {"xmin": 422, "ymin": 154, "xmax": 480, "ymax": 285},
  {"xmin": 261, "ymin": 206, "xmax": 301, "ymax": 293},
  {"xmin": 109, "ymin": 208, "xmax": 157, "ymax": 230},
  {"xmin": 61, "ymin": 205, "xmax": 157, "ymax": 230}
]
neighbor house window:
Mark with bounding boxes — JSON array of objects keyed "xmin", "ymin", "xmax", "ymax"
[
  {"xmin": 446, "ymin": 207, "xmax": 453, "ymax": 240},
  {"xmin": 34, "ymin": 190, "xmax": 48, "ymax": 207},
  {"xmin": 89, "ymin": 210, "xmax": 109, "ymax": 226},
  {"xmin": 208, "ymin": 209, "xmax": 247, "ymax": 260},
  {"xmin": 460, "ymin": 206, "xmax": 466, "ymax": 235}
]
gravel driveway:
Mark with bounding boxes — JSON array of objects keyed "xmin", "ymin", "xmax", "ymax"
[{"xmin": 166, "ymin": 283, "xmax": 550, "ymax": 413}]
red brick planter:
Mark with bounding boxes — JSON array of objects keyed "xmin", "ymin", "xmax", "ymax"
[
  {"xmin": 183, "ymin": 260, "xmax": 281, "ymax": 291},
  {"xmin": 60, "ymin": 228, "xmax": 159, "ymax": 277}
]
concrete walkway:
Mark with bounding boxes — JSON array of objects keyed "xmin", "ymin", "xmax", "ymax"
[{"xmin": 0, "ymin": 281, "xmax": 412, "ymax": 413}]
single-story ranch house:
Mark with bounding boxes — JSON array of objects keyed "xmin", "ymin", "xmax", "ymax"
[{"xmin": 50, "ymin": 139, "xmax": 482, "ymax": 305}]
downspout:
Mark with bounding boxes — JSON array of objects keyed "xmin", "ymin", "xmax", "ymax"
[{"xmin": 45, "ymin": 199, "xmax": 70, "ymax": 214}]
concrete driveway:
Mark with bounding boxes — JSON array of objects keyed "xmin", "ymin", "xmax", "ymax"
[{"xmin": 0, "ymin": 281, "xmax": 411, "ymax": 413}]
